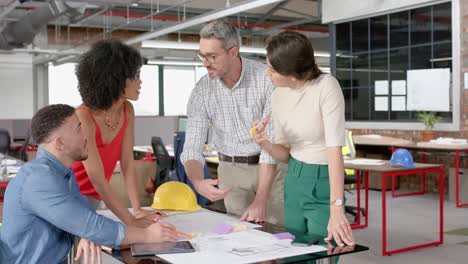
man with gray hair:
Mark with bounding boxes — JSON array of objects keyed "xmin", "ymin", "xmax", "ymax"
[{"xmin": 181, "ymin": 20, "xmax": 285, "ymax": 224}]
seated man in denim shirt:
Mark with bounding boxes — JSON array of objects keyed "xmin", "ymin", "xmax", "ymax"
[{"xmin": 0, "ymin": 104, "xmax": 177, "ymax": 264}]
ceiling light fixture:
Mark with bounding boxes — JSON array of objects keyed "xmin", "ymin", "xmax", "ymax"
[
  {"xmin": 126, "ymin": 0, "xmax": 285, "ymax": 45},
  {"xmin": 141, "ymin": 40, "xmax": 331, "ymax": 57},
  {"xmin": 147, "ymin": 59, "xmax": 203, "ymax": 66}
]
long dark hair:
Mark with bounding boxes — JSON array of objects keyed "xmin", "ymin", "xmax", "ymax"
[{"xmin": 266, "ymin": 31, "xmax": 322, "ymax": 81}]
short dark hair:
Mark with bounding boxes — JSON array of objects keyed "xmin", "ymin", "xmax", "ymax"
[
  {"xmin": 266, "ymin": 31, "xmax": 322, "ymax": 81},
  {"xmin": 31, "ymin": 104, "xmax": 76, "ymax": 144},
  {"xmin": 76, "ymin": 39, "xmax": 143, "ymax": 110}
]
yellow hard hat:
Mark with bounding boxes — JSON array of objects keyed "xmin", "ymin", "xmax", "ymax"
[{"xmin": 151, "ymin": 181, "xmax": 201, "ymax": 211}]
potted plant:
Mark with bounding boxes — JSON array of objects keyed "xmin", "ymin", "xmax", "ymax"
[{"xmin": 417, "ymin": 111, "xmax": 442, "ymax": 141}]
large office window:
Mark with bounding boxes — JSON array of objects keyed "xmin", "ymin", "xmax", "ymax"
[
  {"xmin": 48, "ymin": 64, "xmax": 159, "ymax": 116},
  {"xmin": 333, "ymin": 2, "xmax": 452, "ymax": 122},
  {"xmin": 133, "ymin": 65, "xmax": 159, "ymax": 116},
  {"xmin": 48, "ymin": 63, "xmax": 81, "ymax": 107},
  {"xmin": 163, "ymin": 66, "xmax": 197, "ymax": 116}
]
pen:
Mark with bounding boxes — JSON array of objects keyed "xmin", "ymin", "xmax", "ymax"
[
  {"xmin": 249, "ymin": 116, "xmax": 268, "ymax": 135},
  {"xmin": 152, "ymin": 217, "xmax": 193, "ymax": 239},
  {"xmin": 174, "ymin": 230, "xmax": 193, "ymax": 239}
]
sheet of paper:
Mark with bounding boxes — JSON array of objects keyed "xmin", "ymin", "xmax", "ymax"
[
  {"xmin": 375, "ymin": 80, "xmax": 388, "ymax": 95},
  {"xmin": 160, "ymin": 229, "xmax": 327, "ymax": 264},
  {"xmin": 160, "ymin": 210, "xmax": 261, "ymax": 236},
  {"xmin": 97, "ymin": 208, "xmax": 260, "ymax": 237},
  {"xmin": 359, "ymin": 134, "xmax": 382, "ymax": 139},
  {"xmin": 375, "ymin": 96, "xmax": 388, "ymax": 111},
  {"xmin": 391, "ymin": 80, "xmax": 406, "ymax": 95},
  {"xmin": 391, "ymin": 96, "xmax": 406, "ymax": 111},
  {"xmin": 407, "ymin": 68, "xmax": 450, "ymax": 111},
  {"xmin": 345, "ymin": 158, "xmax": 386, "ymax": 165}
]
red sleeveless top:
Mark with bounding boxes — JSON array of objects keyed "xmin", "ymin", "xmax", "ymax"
[{"xmin": 72, "ymin": 104, "xmax": 128, "ymax": 200}]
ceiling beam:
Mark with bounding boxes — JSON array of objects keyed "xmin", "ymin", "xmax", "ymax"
[
  {"xmin": 248, "ymin": 17, "xmax": 320, "ymax": 35},
  {"xmin": 254, "ymin": 0, "xmax": 289, "ymax": 25},
  {"xmin": 279, "ymin": 7, "xmax": 315, "ymax": 18},
  {"xmin": 125, "ymin": 0, "xmax": 286, "ymax": 45},
  {"xmin": 0, "ymin": 0, "xmax": 22, "ymax": 22}
]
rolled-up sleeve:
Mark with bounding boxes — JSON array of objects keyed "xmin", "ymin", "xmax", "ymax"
[
  {"xmin": 320, "ymin": 76, "xmax": 345, "ymax": 147},
  {"xmin": 22, "ymin": 171, "xmax": 124, "ymax": 248},
  {"xmin": 181, "ymin": 85, "xmax": 210, "ymax": 166}
]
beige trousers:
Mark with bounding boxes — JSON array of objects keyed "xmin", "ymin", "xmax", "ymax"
[{"xmin": 217, "ymin": 161, "xmax": 286, "ymax": 225}]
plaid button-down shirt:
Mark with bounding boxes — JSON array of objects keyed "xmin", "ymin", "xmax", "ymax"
[{"xmin": 181, "ymin": 58, "xmax": 275, "ymax": 165}]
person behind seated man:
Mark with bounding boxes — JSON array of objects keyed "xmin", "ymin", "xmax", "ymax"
[{"xmin": 0, "ymin": 104, "xmax": 177, "ymax": 264}]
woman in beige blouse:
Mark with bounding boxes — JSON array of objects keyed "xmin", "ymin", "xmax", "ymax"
[{"xmin": 252, "ymin": 31, "xmax": 354, "ymax": 247}]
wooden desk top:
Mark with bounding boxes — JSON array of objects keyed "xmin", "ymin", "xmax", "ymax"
[
  {"xmin": 415, "ymin": 142, "xmax": 468, "ymax": 151},
  {"xmin": 353, "ymin": 135, "xmax": 416, "ymax": 147},
  {"xmin": 344, "ymin": 159, "xmax": 442, "ymax": 172}
]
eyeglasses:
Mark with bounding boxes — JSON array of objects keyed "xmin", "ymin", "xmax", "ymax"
[
  {"xmin": 197, "ymin": 47, "xmax": 234, "ymax": 64},
  {"xmin": 128, "ymin": 70, "xmax": 141, "ymax": 80},
  {"xmin": 197, "ymin": 52, "xmax": 218, "ymax": 64}
]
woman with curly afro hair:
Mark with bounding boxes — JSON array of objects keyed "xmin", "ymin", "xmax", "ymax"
[{"xmin": 72, "ymin": 39, "xmax": 160, "ymax": 227}]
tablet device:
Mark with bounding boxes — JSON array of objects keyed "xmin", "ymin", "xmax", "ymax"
[{"xmin": 131, "ymin": 241, "xmax": 195, "ymax": 257}]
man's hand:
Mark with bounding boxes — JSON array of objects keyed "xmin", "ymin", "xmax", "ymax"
[
  {"xmin": 240, "ymin": 199, "xmax": 267, "ymax": 223},
  {"xmin": 146, "ymin": 223, "xmax": 178, "ymax": 243},
  {"xmin": 134, "ymin": 208, "xmax": 167, "ymax": 219},
  {"xmin": 75, "ymin": 238, "xmax": 102, "ymax": 264},
  {"xmin": 130, "ymin": 213, "xmax": 160, "ymax": 228},
  {"xmin": 193, "ymin": 179, "xmax": 232, "ymax": 201}
]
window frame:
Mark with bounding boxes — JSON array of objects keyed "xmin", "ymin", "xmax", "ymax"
[{"xmin": 330, "ymin": 0, "xmax": 460, "ymax": 131}]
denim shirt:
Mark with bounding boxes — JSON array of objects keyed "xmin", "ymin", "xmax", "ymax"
[{"xmin": 0, "ymin": 148, "xmax": 125, "ymax": 264}]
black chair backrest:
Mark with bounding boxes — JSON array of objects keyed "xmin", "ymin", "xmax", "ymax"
[
  {"xmin": 0, "ymin": 129, "xmax": 11, "ymax": 154},
  {"xmin": 151, "ymin": 136, "xmax": 173, "ymax": 186},
  {"xmin": 19, "ymin": 131, "xmax": 31, "ymax": 161}
]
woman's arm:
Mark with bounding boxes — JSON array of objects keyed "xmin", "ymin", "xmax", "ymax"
[
  {"xmin": 251, "ymin": 116, "xmax": 290, "ymax": 163},
  {"xmin": 325, "ymin": 146, "xmax": 354, "ymax": 246},
  {"xmin": 119, "ymin": 102, "xmax": 145, "ymax": 214},
  {"xmin": 76, "ymin": 109, "xmax": 141, "ymax": 226},
  {"xmin": 261, "ymin": 141, "xmax": 290, "ymax": 163}
]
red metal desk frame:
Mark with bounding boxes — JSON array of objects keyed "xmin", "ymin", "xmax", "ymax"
[{"xmin": 345, "ymin": 161, "xmax": 444, "ymax": 256}]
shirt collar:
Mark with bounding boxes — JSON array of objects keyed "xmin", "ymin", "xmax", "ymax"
[
  {"xmin": 218, "ymin": 56, "xmax": 247, "ymax": 90},
  {"xmin": 36, "ymin": 147, "xmax": 73, "ymax": 178}
]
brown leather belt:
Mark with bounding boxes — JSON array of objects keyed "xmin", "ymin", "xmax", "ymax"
[{"xmin": 218, "ymin": 153, "xmax": 260, "ymax": 164}]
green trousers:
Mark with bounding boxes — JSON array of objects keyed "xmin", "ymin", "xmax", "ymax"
[{"xmin": 284, "ymin": 156, "xmax": 331, "ymax": 238}]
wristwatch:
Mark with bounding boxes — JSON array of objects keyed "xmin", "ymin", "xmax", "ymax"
[{"xmin": 330, "ymin": 199, "xmax": 343, "ymax": 207}]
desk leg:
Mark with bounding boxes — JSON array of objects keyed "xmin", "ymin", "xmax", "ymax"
[
  {"xmin": 455, "ymin": 151, "xmax": 468, "ymax": 207},
  {"xmin": 356, "ymin": 170, "xmax": 361, "ymax": 226},
  {"xmin": 351, "ymin": 170, "xmax": 368, "ymax": 230},
  {"xmin": 382, "ymin": 168, "xmax": 444, "ymax": 256},
  {"xmin": 382, "ymin": 173, "xmax": 387, "ymax": 256},
  {"xmin": 365, "ymin": 171, "xmax": 369, "ymax": 228},
  {"xmin": 392, "ymin": 151, "xmax": 426, "ymax": 198},
  {"xmin": 439, "ymin": 167, "xmax": 444, "ymax": 245}
]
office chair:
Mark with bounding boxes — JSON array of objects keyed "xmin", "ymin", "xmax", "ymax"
[
  {"xmin": 0, "ymin": 129, "xmax": 11, "ymax": 154},
  {"xmin": 18, "ymin": 131, "xmax": 34, "ymax": 162},
  {"xmin": 151, "ymin": 136, "xmax": 175, "ymax": 188},
  {"xmin": 174, "ymin": 131, "xmax": 210, "ymax": 206},
  {"xmin": 342, "ymin": 130, "xmax": 366, "ymax": 224}
]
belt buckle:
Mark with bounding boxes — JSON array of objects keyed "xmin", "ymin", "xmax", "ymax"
[{"xmin": 231, "ymin": 155, "xmax": 235, "ymax": 165}]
